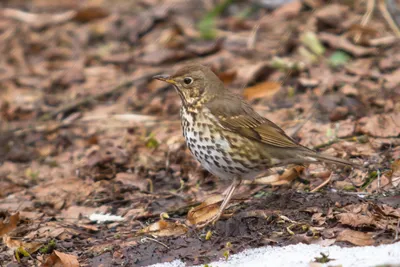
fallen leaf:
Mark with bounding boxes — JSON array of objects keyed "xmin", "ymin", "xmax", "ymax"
[
  {"xmin": 3, "ymin": 235, "xmax": 42, "ymax": 258},
  {"xmin": 243, "ymin": 81, "xmax": 281, "ymax": 100},
  {"xmin": 340, "ymin": 84, "xmax": 359, "ymax": 96},
  {"xmin": 187, "ymin": 195, "xmax": 223, "ymax": 226},
  {"xmin": 248, "ymin": 166, "xmax": 304, "ymax": 186},
  {"xmin": 336, "ymin": 229, "xmax": 374, "ymax": 246},
  {"xmin": 0, "ymin": 212, "xmax": 19, "ymax": 236},
  {"xmin": 43, "ymin": 250, "xmax": 79, "ymax": 267},
  {"xmin": 329, "ymin": 51, "xmax": 351, "ymax": 67},
  {"xmin": 311, "ymin": 213, "xmax": 326, "ymax": 226},
  {"xmin": 315, "ymin": 4, "xmax": 349, "ymax": 28},
  {"xmin": 300, "ymin": 31, "xmax": 325, "ymax": 56},
  {"xmin": 139, "ymin": 219, "xmax": 187, "ymax": 237},
  {"xmin": 272, "ymin": 1, "xmax": 302, "ymax": 18},
  {"xmin": 234, "ymin": 62, "xmax": 274, "ymax": 87},
  {"xmin": 337, "ymin": 213, "xmax": 375, "ymax": 228},
  {"xmin": 357, "ymin": 113, "xmax": 400, "ymax": 138},
  {"xmin": 73, "ymin": 6, "xmax": 109, "ymax": 22}
]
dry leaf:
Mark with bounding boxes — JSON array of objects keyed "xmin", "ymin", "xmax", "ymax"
[
  {"xmin": 357, "ymin": 113, "xmax": 400, "ymax": 138},
  {"xmin": 272, "ymin": 1, "xmax": 302, "ymax": 18},
  {"xmin": 0, "ymin": 212, "xmax": 19, "ymax": 236},
  {"xmin": 336, "ymin": 229, "xmax": 374, "ymax": 246},
  {"xmin": 337, "ymin": 213, "xmax": 375, "ymax": 228},
  {"xmin": 187, "ymin": 195, "xmax": 223, "ymax": 226},
  {"xmin": 243, "ymin": 81, "xmax": 281, "ymax": 100},
  {"xmin": 249, "ymin": 166, "xmax": 304, "ymax": 186},
  {"xmin": 311, "ymin": 213, "xmax": 326, "ymax": 226},
  {"xmin": 3, "ymin": 235, "xmax": 42, "ymax": 254},
  {"xmin": 73, "ymin": 6, "xmax": 109, "ymax": 23},
  {"xmin": 43, "ymin": 250, "xmax": 79, "ymax": 267},
  {"xmin": 139, "ymin": 220, "xmax": 187, "ymax": 237}
]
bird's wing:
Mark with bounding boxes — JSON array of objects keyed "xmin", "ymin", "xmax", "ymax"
[{"xmin": 206, "ymin": 94, "xmax": 303, "ymax": 149}]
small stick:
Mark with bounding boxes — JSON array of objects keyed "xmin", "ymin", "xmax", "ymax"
[
  {"xmin": 378, "ymin": 0, "xmax": 400, "ymax": 37},
  {"xmin": 311, "ymin": 172, "xmax": 333, "ymax": 193},
  {"xmin": 354, "ymin": 0, "xmax": 376, "ymax": 43},
  {"xmin": 140, "ymin": 237, "xmax": 169, "ymax": 249}
]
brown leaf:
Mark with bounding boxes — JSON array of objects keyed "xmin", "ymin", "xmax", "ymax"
[
  {"xmin": 337, "ymin": 213, "xmax": 375, "ymax": 227},
  {"xmin": 315, "ymin": 4, "xmax": 349, "ymax": 28},
  {"xmin": 139, "ymin": 220, "xmax": 187, "ymax": 237},
  {"xmin": 357, "ymin": 113, "xmax": 400, "ymax": 138},
  {"xmin": 43, "ymin": 250, "xmax": 79, "ymax": 267},
  {"xmin": 272, "ymin": 1, "xmax": 302, "ymax": 19},
  {"xmin": 311, "ymin": 213, "xmax": 326, "ymax": 226},
  {"xmin": 3, "ymin": 235, "xmax": 42, "ymax": 254},
  {"xmin": 243, "ymin": 81, "xmax": 281, "ymax": 100},
  {"xmin": 139, "ymin": 49, "xmax": 193, "ymax": 65},
  {"xmin": 187, "ymin": 195, "xmax": 223, "ymax": 226},
  {"xmin": 249, "ymin": 166, "xmax": 304, "ymax": 186},
  {"xmin": 217, "ymin": 69, "xmax": 237, "ymax": 85},
  {"xmin": 73, "ymin": 6, "xmax": 109, "ymax": 22},
  {"xmin": 336, "ymin": 229, "xmax": 374, "ymax": 246},
  {"xmin": 234, "ymin": 62, "xmax": 274, "ymax": 87},
  {"xmin": 0, "ymin": 212, "xmax": 19, "ymax": 236}
]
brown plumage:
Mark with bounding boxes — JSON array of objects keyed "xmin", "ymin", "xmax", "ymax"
[{"xmin": 154, "ymin": 63, "xmax": 359, "ymax": 227}]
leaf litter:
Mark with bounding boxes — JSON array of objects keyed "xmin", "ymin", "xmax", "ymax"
[{"xmin": 0, "ymin": 0, "xmax": 399, "ymax": 266}]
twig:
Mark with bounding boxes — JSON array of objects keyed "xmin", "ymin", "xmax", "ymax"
[
  {"xmin": 247, "ymin": 23, "xmax": 260, "ymax": 50},
  {"xmin": 354, "ymin": 0, "xmax": 376, "ymax": 43},
  {"xmin": 1, "ymin": 8, "xmax": 76, "ymax": 29},
  {"xmin": 311, "ymin": 172, "xmax": 333, "ymax": 193},
  {"xmin": 140, "ymin": 237, "xmax": 169, "ymax": 249},
  {"xmin": 378, "ymin": 0, "xmax": 400, "ymax": 37}
]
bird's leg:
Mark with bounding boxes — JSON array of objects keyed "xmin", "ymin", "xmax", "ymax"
[{"xmin": 196, "ymin": 177, "xmax": 241, "ymax": 228}]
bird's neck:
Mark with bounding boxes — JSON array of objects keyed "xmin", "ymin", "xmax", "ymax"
[{"xmin": 184, "ymin": 93, "xmax": 216, "ymax": 113}]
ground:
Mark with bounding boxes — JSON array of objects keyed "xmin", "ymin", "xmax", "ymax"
[{"xmin": 0, "ymin": 0, "xmax": 400, "ymax": 266}]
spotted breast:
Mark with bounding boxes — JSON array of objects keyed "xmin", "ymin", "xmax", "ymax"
[{"xmin": 180, "ymin": 106, "xmax": 274, "ymax": 180}]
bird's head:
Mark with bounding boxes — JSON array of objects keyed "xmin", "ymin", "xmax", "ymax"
[{"xmin": 153, "ymin": 64, "xmax": 224, "ymax": 107}]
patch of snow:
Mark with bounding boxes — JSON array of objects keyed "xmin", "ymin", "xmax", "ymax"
[
  {"xmin": 89, "ymin": 213, "xmax": 124, "ymax": 223},
  {"xmin": 148, "ymin": 242, "xmax": 400, "ymax": 267}
]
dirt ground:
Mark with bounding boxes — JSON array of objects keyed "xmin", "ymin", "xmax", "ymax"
[{"xmin": 0, "ymin": 0, "xmax": 400, "ymax": 266}]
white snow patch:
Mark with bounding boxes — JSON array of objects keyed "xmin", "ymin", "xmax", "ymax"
[
  {"xmin": 89, "ymin": 213, "xmax": 124, "ymax": 223},
  {"xmin": 148, "ymin": 242, "xmax": 400, "ymax": 267}
]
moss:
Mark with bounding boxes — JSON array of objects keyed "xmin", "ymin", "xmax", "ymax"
[{"xmin": 40, "ymin": 239, "xmax": 56, "ymax": 254}]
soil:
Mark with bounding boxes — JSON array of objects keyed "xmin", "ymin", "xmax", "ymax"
[{"xmin": 0, "ymin": 0, "xmax": 399, "ymax": 266}]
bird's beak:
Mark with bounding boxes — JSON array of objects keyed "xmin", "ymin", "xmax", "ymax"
[{"xmin": 153, "ymin": 74, "xmax": 176, "ymax": 85}]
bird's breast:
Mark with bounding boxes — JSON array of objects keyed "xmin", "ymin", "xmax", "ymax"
[{"xmin": 180, "ymin": 107, "xmax": 271, "ymax": 180}]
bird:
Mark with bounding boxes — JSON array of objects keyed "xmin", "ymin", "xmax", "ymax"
[{"xmin": 153, "ymin": 63, "xmax": 359, "ymax": 227}]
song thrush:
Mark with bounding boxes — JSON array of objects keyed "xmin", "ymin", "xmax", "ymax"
[{"xmin": 154, "ymin": 64, "xmax": 358, "ymax": 227}]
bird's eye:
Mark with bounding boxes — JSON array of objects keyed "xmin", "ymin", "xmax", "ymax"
[{"xmin": 183, "ymin": 77, "xmax": 193, "ymax": 85}]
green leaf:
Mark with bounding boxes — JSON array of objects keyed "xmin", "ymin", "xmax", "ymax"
[
  {"xmin": 198, "ymin": 16, "xmax": 217, "ymax": 40},
  {"xmin": 329, "ymin": 50, "xmax": 351, "ymax": 67},
  {"xmin": 197, "ymin": 0, "xmax": 234, "ymax": 40},
  {"xmin": 300, "ymin": 31, "xmax": 325, "ymax": 56},
  {"xmin": 145, "ymin": 134, "xmax": 159, "ymax": 149}
]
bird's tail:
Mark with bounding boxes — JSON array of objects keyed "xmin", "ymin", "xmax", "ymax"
[{"xmin": 300, "ymin": 151, "xmax": 362, "ymax": 168}]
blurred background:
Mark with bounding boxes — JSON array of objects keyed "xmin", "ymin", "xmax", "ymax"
[{"xmin": 0, "ymin": 0, "xmax": 399, "ymax": 265}]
